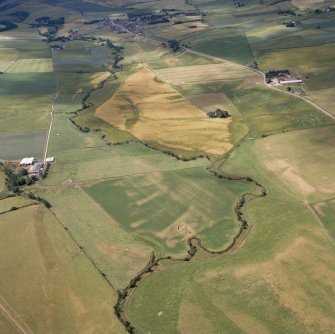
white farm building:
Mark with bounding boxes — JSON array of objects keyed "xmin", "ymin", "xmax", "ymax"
[
  {"xmin": 279, "ymin": 79, "xmax": 303, "ymax": 85},
  {"xmin": 20, "ymin": 157, "xmax": 35, "ymax": 166}
]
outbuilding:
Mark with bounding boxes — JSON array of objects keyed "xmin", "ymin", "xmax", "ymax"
[
  {"xmin": 279, "ymin": 79, "xmax": 303, "ymax": 85},
  {"xmin": 20, "ymin": 157, "xmax": 35, "ymax": 166},
  {"xmin": 29, "ymin": 162, "xmax": 44, "ymax": 175}
]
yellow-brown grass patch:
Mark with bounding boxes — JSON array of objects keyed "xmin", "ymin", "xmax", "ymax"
[{"xmin": 96, "ymin": 65, "xmax": 233, "ymax": 156}]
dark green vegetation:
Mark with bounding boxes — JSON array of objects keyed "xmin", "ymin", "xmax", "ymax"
[{"xmin": 1, "ymin": 0, "xmax": 335, "ymax": 333}]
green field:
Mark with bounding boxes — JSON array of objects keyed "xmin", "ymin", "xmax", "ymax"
[
  {"xmin": 126, "ymin": 129, "xmax": 335, "ymax": 333},
  {"xmin": 0, "ymin": 73, "xmax": 56, "ymax": 95},
  {"xmin": 0, "ymin": 204, "xmax": 125, "ymax": 333},
  {"xmin": 0, "ymin": 95, "xmax": 52, "ymax": 134},
  {"xmin": 0, "ymin": 130, "xmax": 46, "ymax": 160},
  {"xmin": 37, "ymin": 186, "xmax": 153, "ymax": 290},
  {"xmin": 54, "ymin": 93, "xmax": 84, "ymax": 113},
  {"xmin": 85, "ymin": 167, "xmax": 254, "ymax": 254},
  {"xmin": 222, "ymin": 84, "xmax": 333, "ymax": 137},
  {"xmin": 182, "ymin": 28, "xmax": 255, "ymax": 65}
]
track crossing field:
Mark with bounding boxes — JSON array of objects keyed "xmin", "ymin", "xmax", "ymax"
[{"xmin": 7, "ymin": 59, "xmax": 53, "ymax": 73}]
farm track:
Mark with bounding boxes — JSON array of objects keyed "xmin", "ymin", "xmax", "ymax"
[
  {"xmin": 0, "ymin": 294, "xmax": 34, "ymax": 334},
  {"xmin": 43, "ymin": 49, "xmax": 58, "ymax": 162}
]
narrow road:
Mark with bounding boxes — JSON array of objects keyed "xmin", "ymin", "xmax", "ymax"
[
  {"xmin": 43, "ymin": 49, "xmax": 58, "ymax": 162},
  {"xmin": 43, "ymin": 91, "xmax": 58, "ymax": 162}
]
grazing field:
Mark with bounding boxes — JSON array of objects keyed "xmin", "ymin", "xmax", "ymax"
[
  {"xmin": 0, "ymin": 95, "xmax": 52, "ymax": 134},
  {"xmin": 223, "ymin": 84, "xmax": 333, "ymax": 137},
  {"xmin": 38, "ymin": 186, "xmax": 153, "ymax": 290},
  {"xmin": 0, "ymin": 130, "xmax": 46, "ymax": 160},
  {"xmin": 127, "ymin": 132, "xmax": 335, "ymax": 333},
  {"xmin": 0, "ymin": 196, "xmax": 35, "ymax": 214},
  {"xmin": 45, "ymin": 143, "xmax": 208, "ymax": 186},
  {"xmin": 54, "ymin": 93, "xmax": 84, "ymax": 113},
  {"xmin": 144, "ymin": 22, "xmax": 208, "ymax": 41},
  {"xmin": 7, "ymin": 58, "xmax": 53, "ymax": 73},
  {"xmin": 53, "ymin": 41, "xmax": 114, "ymax": 72},
  {"xmin": 253, "ymin": 126, "xmax": 335, "ymax": 203},
  {"xmin": 182, "ymin": 28, "xmax": 255, "ymax": 65},
  {"xmin": 86, "ymin": 167, "xmax": 253, "ymax": 254},
  {"xmin": 56, "ymin": 71, "xmax": 111, "ymax": 94},
  {"xmin": 96, "ymin": 65, "xmax": 235, "ymax": 157},
  {"xmin": 0, "ymin": 204, "xmax": 125, "ymax": 333},
  {"xmin": 154, "ymin": 62, "xmax": 259, "ymax": 85},
  {"xmin": 0, "ymin": 73, "xmax": 56, "ymax": 96},
  {"xmin": 312, "ymin": 198, "xmax": 335, "ymax": 240}
]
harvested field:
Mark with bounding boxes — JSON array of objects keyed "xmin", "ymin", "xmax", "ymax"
[
  {"xmin": 7, "ymin": 58, "xmax": 53, "ymax": 73},
  {"xmin": 155, "ymin": 62, "xmax": 259, "ymax": 85},
  {"xmin": 96, "ymin": 65, "xmax": 235, "ymax": 156}
]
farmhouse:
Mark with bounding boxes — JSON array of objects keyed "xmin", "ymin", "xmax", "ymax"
[
  {"xmin": 280, "ymin": 79, "xmax": 303, "ymax": 85},
  {"xmin": 45, "ymin": 157, "xmax": 55, "ymax": 163},
  {"xmin": 29, "ymin": 162, "xmax": 44, "ymax": 175},
  {"xmin": 20, "ymin": 157, "xmax": 35, "ymax": 166}
]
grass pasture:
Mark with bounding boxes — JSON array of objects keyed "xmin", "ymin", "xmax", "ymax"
[
  {"xmin": 0, "ymin": 196, "xmax": 34, "ymax": 214},
  {"xmin": 38, "ymin": 186, "xmax": 153, "ymax": 290},
  {"xmin": 0, "ymin": 95, "xmax": 52, "ymax": 134},
  {"xmin": 53, "ymin": 41, "xmax": 113, "ymax": 72},
  {"xmin": 154, "ymin": 62, "xmax": 259, "ymax": 85},
  {"xmin": 0, "ymin": 204, "xmax": 125, "ymax": 333},
  {"xmin": 0, "ymin": 130, "xmax": 46, "ymax": 160},
  {"xmin": 223, "ymin": 84, "xmax": 333, "ymax": 137},
  {"xmin": 182, "ymin": 28, "xmax": 255, "ymax": 65},
  {"xmin": 96, "ymin": 65, "xmax": 235, "ymax": 157},
  {"xmin": 86, "ymin": 167, "xmax": 253, "ymax": 254},
  {"xmin": 253, "ymin": 126, "xmax": 335, "ymax": 203},
  {"xmin": 56, "ymin": 71, "xmax": 111, "ymax": 94},
  {"xmin": 54, "ymin": 93, "xmax": 84, "ymax": 113},
  {"xmin": 7, "ymin": 58, "xmax": 53, "ymax": 73},
  {"xmin": 312, "ymin": 198, "xmax": 335, "ymax": 240},
  {"xmin": 0, "ymin": 73, "xmax": 56, "ymax": 96},
  {"xmin": 126, "ymin": 130, "xmax": 335, "ymax": 333}
]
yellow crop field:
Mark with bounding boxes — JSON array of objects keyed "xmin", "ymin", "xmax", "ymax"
[
  {"xmin": 154, "ymin": 62, "xmax": 259, "ymax": 85},
  {"xmin": 96, "ymin": 65, "xmax": 234, "ymax": 156}
]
